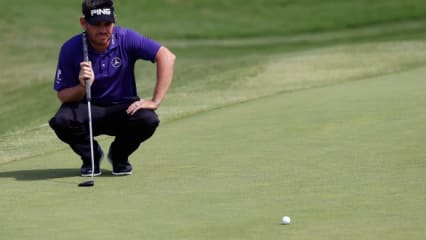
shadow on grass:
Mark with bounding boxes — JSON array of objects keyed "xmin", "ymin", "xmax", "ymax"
[
  {"xmin": 0, "ymin": 168, "xmax": 114, "ymax": 181},
  {"xmin": 0, "ymin": 168, "xmax": 77, "ymax": 181}
]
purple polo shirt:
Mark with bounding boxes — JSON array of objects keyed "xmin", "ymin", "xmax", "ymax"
[{"xmin": 54, "ymin": 26, "xmax": 161, "ymax": 104}]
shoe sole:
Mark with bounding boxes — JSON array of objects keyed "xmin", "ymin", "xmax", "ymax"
[
  {"xmin": 112, "ymin": 171, "xmax": 132, "ymax": 176},
  {"xmin": 81, "ymin": 171, "xmax": 102, "ymax": 177}
]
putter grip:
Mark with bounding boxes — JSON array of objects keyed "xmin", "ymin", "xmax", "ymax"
[
  {"xmin": 82, "ymin": 32, "xmax": 91, "ymax": 101},
  {"xmin": 82, "ymin": 32, "xmax": 89, "ymax": 62},
  {"xmin": 85, "ymin": 79, "xmax": 91, "ymax": 101}
]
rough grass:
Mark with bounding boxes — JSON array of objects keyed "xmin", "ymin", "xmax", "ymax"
[
  {"xmin": 2, "ymin": 39, "xmax": 426, "ymax": 163},
  {"xmin": 1, "ymin": 0, "xmax": 426, "ymax": 137}
]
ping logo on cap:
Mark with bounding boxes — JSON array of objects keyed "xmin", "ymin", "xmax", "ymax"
[{"xmin": 90, "ymin": 8, "xmax": 112, "ymax": 17}]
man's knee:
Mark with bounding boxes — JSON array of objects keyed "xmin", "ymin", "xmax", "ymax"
[
  {"xmin": 49, "ymin": 113, "xmax": 86, "ymax": 143},
  {"xmin": 49, "ymin": 116, "xmax": 67, "ymax": 131},
  {"xmin": 49, "ymin": 113, "xmax": 80, "ymax": 131},
  {"xmin": 132, "ymin": 109, "xmax": 160, "ymax": 129}
]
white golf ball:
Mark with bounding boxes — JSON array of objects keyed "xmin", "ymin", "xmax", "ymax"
[{"xmin": 281, "ymin": 216, "xmax": 291, "ymax": 225}]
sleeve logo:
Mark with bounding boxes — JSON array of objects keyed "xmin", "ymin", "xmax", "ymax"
[{"xmin": 55, "ymin": 69, "xmax": 62, "ymax": 84}]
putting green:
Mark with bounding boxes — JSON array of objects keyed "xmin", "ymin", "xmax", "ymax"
[{"xmin": 1, "ymin": 66, "xmax": 425, "ymax": 239}]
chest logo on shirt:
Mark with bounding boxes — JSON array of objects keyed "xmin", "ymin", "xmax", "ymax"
[{"xmin": 111, "ymin": 57, "xmax": 122, "ymax": 68}]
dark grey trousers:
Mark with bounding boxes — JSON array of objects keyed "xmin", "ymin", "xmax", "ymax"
[{"xmin": 49, "ymin": 102, "xmax": 159, "ymax": 165}]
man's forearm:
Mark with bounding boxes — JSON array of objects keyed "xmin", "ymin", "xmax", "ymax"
[
  {"xmin": 152, "ymin": 47, "xmax": 176, "ymax": 107},
  {"xmin": 57, "ymin": 84, "xmax": 86, "ymax": 103}
]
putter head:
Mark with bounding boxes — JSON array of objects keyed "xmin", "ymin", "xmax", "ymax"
[{"xmin": 78, "ymin": 180, "xmax": 94, "ymax": 187}]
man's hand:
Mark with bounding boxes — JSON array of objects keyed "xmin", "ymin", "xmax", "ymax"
[
  {"xmin": 126, "ymin": 100, "xmax": 159, "ymax": 115},
  {"xmin": 79, "ymin": 61, "xmax": 95, "ymax": 87}
]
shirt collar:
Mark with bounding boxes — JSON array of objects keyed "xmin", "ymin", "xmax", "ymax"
[{"xmin": 108, "ymin": 27, "xmax": 120, "ymax": 51}]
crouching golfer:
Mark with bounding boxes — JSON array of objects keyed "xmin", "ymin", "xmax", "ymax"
[{"xmin": 49, "ymin": 0, "xmax": 175, "ymax": 176}]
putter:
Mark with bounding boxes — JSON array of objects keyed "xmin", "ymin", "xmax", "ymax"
[{"xmin": 78, "ymin": 32, "xmax": 95, "ymax": 187}]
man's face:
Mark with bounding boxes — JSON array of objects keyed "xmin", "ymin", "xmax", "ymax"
[{"xmin": 82, "ymin": 20, "xmax": 114, "ymax": 50}]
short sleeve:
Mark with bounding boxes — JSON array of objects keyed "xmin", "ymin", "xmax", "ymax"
[
  {"xmin": 124, "ymin": 29, "xmax": 162, "ymax": 63},
  {"xmin": 53, "ymin": 43, "xmax": 80, "ymax": 91}
]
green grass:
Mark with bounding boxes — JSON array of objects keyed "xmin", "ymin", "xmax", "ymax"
[
  {"xmin": 1, "ymin": 1, "xmax": 426, "ymax": 239},
  {"xmin": 1, "ymin": 67, "xmax": 425, "ymax": 239}
]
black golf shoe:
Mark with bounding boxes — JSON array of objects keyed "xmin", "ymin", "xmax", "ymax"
[
  {"xmin": 107, "ymin": 149, "xmax": 133, "ymax": 176},
  {"xmin": 81, "ymin": 147, "xmax": 103, "ymax": 177},
  {"xmin": 111, "ymin": 162, "xmax": 133, "ymax": 176},
  {"xmin": 80, "ymin": 164, "xmax": 102, "ymax": 177}
]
